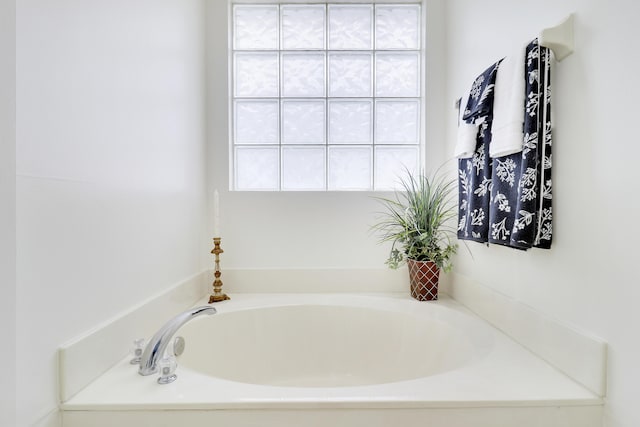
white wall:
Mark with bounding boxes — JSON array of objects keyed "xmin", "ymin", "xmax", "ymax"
[
  {"xmin": 445, "ymin": 1, "xmax": 640, "ymax": 426},
  {"xmin": 0, "ymin": 0, "xmax": 17, "ymax": 426},
  {"xmin": 15, "ymin": 1, "xmax": 206, "ymax": 425},
  {"xmin": 206, "ymin": 0, "xmax": 447, "ymax": 272}
]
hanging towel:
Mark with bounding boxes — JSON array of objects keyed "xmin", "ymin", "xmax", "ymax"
[
  {"xmin": 454, "ymin": 93, "xmax": 479, "ymax": 159},
  {"xmin": 487, "ymin": 39, "xmax": 553, "ymax": 249},
  {"xmin": 458, "ymin": 39, "xmax": 553, "ymax": 250},
  {"xmin": 457, "ymin": 60, "xmax": 501, "ymax": 243},
  {"xmin": 511, "ymin": 40, "xmax": 553, "ymax": 249},
  {"xmin": 489, "ymin": 45, "xmax": 527, "ymax": 158}
]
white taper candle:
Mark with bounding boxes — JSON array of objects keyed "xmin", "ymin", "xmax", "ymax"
[{"xmin": 213, "ymin": 190, "xmax": 220, "ymax": 237}]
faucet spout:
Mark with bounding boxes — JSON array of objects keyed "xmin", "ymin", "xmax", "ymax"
[{"xmin": 138, "ymin": 305, "xmax": 217, "ymax": 376}]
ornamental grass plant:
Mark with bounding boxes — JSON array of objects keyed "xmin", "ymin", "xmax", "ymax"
[{"xmin": 373, "ymin": 168, "xmax": 458, "ymax": 272}]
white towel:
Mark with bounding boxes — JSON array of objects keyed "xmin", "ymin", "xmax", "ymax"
[
  {"xmin": 489, "ymin": 45, "xmax": 526, "ymax": 158},
  {"xmin": 453, "ymin": 94, "xmax": 479, "ymax": 159}
]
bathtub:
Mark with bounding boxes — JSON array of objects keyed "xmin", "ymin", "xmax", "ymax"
[{"xmin": 61, "ymin": 293, "xmax": 602, "ymax": 427}]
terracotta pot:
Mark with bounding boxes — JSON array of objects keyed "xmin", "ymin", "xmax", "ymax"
[{"xmin": 407, "ymin": 259, "xmax": 440, "ymax": 301}]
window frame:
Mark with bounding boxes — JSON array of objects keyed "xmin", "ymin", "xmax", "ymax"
[{"xmin": 228, "ymin": 1, "xmax": 426, "ymax": 191}]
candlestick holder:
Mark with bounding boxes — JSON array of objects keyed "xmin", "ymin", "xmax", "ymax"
[{"xmin": 208, "ymin": 237, "xmax": 230, "ymax": 303}]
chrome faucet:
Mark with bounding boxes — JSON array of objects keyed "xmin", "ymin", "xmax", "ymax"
[{"xmin": 138, "ymin": 305, "xmax": 217, "ymax": 376}]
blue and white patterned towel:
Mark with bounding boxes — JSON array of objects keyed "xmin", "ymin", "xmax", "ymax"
[{"xmin": 458, "ymin": 39, "xmax": 553, "ymax": 250}]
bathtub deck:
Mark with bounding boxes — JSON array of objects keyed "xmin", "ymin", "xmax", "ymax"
[{"xmin": 61, "ymin": 294, "xmax": 603, "ymax": 427}]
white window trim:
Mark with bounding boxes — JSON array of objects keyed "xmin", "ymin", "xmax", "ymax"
[{"xmin": 227, "ymin": 1, "xmax": 427, "ymax": 191}]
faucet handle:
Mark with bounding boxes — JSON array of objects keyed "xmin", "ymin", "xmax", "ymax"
[
  {"xmin": 129, "ymin": 338, "xmax": 146, "ymax": 365},
  {"xmin": 172, "ymin": 336, "xmax": 185, "ymax": 357},
  {"xmin": 157, "ymin": 355, "xmax": 178, "ymax": 384}
]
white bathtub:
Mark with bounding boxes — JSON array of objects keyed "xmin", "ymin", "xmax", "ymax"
[
  {"xmin": 61, "ymin": 293, "xmax": 602, "ymax": 427},
  {"xmin": 178, "ymin": 297, "xmax": 487, "ymax": 387}
]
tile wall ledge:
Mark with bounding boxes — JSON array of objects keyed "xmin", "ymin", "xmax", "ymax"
[
  {"xmin": 58, "ymin": 271, "xmax": 208, "ymax": 402},
  {"xmin": 222, "ymin": 268, "xmax": 410, "ymax": 293},
  {"xmin": 448, "ymin": 272, "xmax": 607, "ymax": 397}
]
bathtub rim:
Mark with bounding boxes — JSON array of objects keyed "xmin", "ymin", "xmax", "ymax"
[
  {"xmin": 61, "ymin": 292, "xmax": 603, "ymax": 413},
  {"xmin": 58, "ymin": 269, "xmax": 608, "ymax": 404}
]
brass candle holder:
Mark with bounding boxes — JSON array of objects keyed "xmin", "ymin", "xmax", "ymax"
[{"xmin": 208, "ymin": 237, "xmax": 230, "ymax": 303}]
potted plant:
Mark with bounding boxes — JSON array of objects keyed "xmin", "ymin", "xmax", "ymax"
[{"xmin": 372, "ymin": 169, "xmax": 458, "ymax": 301}]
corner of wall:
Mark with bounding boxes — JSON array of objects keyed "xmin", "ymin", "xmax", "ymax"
[
  {"xmin": 32, "ymin": 410, "xmax": 61, "ymax": 427},
  {"xmin": 423, "ymin": 0, "xmax": 450, "ymax": 171},
  {"xmin": 0, "ymin": 0, "xmax": 17, "ymax": 426}
]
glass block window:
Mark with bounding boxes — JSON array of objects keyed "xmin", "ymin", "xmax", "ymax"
[{"xmin": 231, "ymin": 3, "xmax": 422, "ymax": 191}]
